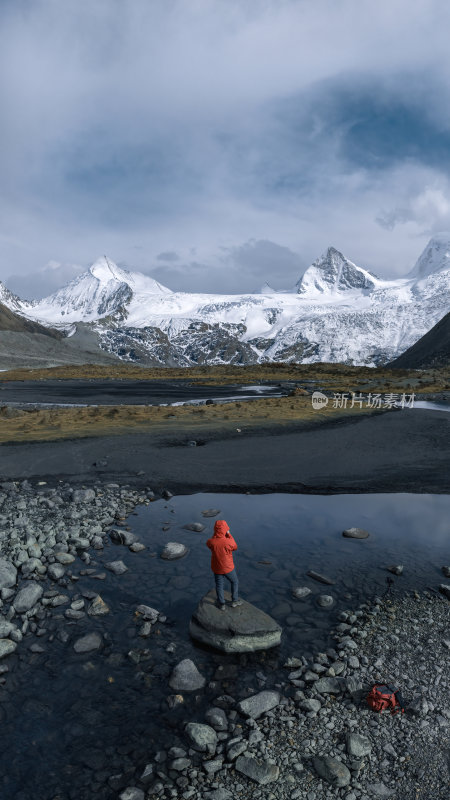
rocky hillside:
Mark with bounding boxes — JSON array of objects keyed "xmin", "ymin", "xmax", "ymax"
[
  {"xmin": 0, "ymin": 301, "xmax": 62, "ymax": 337},
  {"xmin": 0, "ymin": 312, "xmax": 121, "ymax": 371}
]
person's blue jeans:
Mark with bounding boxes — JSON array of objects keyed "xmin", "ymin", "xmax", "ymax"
[{"xmin": 214, "ymin": 569, "xmax": 239, "ymax": 605}]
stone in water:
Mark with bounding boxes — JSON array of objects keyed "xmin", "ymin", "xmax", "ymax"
[
  {"xmin": 190, "ymin": 589, "xmax": 282, "ymax": 653},
  {"xmin": 161, "ymin": 542, "xmax": 188, "ymax": 560},
  {"xmin": 307, "ymin": 570, "xmax": 335, "ymax": 585},
  {"xmin": 342, "ymin": 527, "xmax": 370, "ymax": 539}
]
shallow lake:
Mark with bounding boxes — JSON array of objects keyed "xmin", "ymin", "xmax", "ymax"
[
  {"xmin": 2, "ymin": 491, "xmax": 449, "ymax": 800},
  {"xmin": 126, "ymin": 492, "xmax": 450, "ymax": 644}
]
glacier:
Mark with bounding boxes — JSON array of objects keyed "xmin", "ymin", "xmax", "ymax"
[{"xmin": 2, "ymin": 239, "xmax": 450, "ymax": 367}]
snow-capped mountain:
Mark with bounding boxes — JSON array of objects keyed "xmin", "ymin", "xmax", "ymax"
[
  {"xmin": 4, "ymin": 239, "xmax": 450, "ymax": 367},
  {"xmin": 20, "ymin": 256, "xmax": 172, "ymax": 323},
  {"xmin": 296, "ymin": 247, "xmax": 379, "ymax": 295},
  {"xmin": 0, "ymin": 280, "xmax": 22, "ymax": 312},
  {"xmin": 407, "ymin": 234, "xmax": 450, "ymax": 279},
  {"xmin": 257, "ymin": 281, "xmax": 277, "ymax": 294}
]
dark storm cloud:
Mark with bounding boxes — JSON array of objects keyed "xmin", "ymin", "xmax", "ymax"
[{"xmin": 1, "ymin": 0, "xmax": 450, "ymax": 296}]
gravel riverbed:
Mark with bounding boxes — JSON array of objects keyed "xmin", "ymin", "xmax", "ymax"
[{"xmin": 0, "ymin": 480, "xmax": 448, "ymax": 800}]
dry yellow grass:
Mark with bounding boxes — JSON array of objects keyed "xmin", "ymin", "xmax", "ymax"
[
  {"xmin": 0, "ymin": 394, "xmax": 386, "ymax": 444},
  {"xmin": 1, "ymin": 362, "xmax": 447, "ymax": 444},
  {"xmin": 1, "ymin": 360, "xmax": 449, "ymax": 391}
]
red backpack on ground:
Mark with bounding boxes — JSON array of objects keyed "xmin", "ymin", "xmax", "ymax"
[{"xmin": 366, "ymin": 683, "xmax": 405, "ymax": 715}]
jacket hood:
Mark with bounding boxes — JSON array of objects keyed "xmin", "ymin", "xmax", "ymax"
[{"xmin": 213, "ymin": 520, "xmax": 230, "ymax": 538}]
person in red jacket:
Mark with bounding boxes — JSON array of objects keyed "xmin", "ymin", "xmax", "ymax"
[{"xmin": 206, "ymin": 519, "xmax": 242, "ymax": 610}]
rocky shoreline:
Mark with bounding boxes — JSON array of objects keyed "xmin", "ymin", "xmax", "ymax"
[
  {"xmin": 132, "ymin": 594, "xmax": 450, "ymax": 800},
  {"xmin": 0, "ymin": 480, "xmax": 449, "ymax": 799}
]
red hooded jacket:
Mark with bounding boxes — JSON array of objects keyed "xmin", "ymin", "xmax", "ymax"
[{"xmin": 206, "ymin": 520, "xmax": 237, "ymax": 574}]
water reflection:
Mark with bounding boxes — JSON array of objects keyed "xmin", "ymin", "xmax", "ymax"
[{"xmin": 2, "ymin": 492, "xmax": 449, "ymax": 800}]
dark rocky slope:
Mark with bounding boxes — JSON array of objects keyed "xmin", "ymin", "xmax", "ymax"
[{"xmin": 389, "ymin": 310, "xmax": 450, "ymax": 368}]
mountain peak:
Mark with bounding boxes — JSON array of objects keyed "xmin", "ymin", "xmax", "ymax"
[
  {"xmin": 87, "ymin": 256, "xmax": 172, "ymax": 296},
  {"xmin": 14, "ymin": 256, "xmax": 172, "ymax": 324},
  {"xmin": 0, "ymin": 279, "xmax": 22, "ymax": 310},
  {"xmin": 88, "ymin": 256, "xmax": 127, "ymax": 283},
  {"xmin": 409, "ymin": 235, "xmax": 450, "ymax": 279},
  {"xmin": 257, "ymin": 281, "xmax": 276, "ymax": 294},
  {"xmin": 324, "ymin": 245, "xmax": 345, "ymax": 260},
  {"xmin": 297, "ymin": 246, "xmax": 377, "ymax": 295}
]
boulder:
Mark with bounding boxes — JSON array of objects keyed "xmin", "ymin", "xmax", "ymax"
[
  {"xmin": 203, "ymin": 759, "xmax": 223, "ymax": 775},
  {"xmin": 105, "ymin": 560, "xmax": 128, "ymax": 575},
  {"xmin": 161, "ymin": 542, "xmax": 189, "ymax": 560},
  {"xmin": 314, "ymin": 676, "xmax": 346, "ymax": 694},
  {"xmin": 439, "ymin": 584, "xmax": 450, "ymax": 600},
  {"xmin": 0, "ymin": 639, "xmax": 17, "ymax": 659},
  {"xmin": 21, "ymin": 558, "xmax": 45, "ymax": 576},
  {"xmin": 387, "ymin": 565, "xmax": 403, "ymax": 575},
  {"xmin": 13, "ymin": 583, "xmax": 43, "ymax": 613},
  {"xmin": 235, "ymin": 755, "xmax": 279, "ymax": 785},
  {"xmin": 87, "ymin": 595, "xmax": 110, "ymax": 616},
  {"xmin": 316, "ymin": 594, "xmax": 334, "ymax": 608},
  {"xmin": 292, "ymin": 586, "xmax": 312, "ymax": 600},
  {"xmin": 49, "ymin": 594, "xmax": 69, "ymax": 607},
  {"xmin": 299, "ymin": 698, "xmax": 321, "ymax": 713},
  {"xmin": 205, "ymin": 707, "xmax": 228, "ymax": 731},
  {"xmin": 190, "ymin": 589, "xmax": 282, "ymax": 653},
  {"xmin": 166, "ymin": 694, "xmax": 184, "ymax": 709},
  {"xmin": 119, "ymin": 788, "xmax": 145, "ymax": 800},
  {"xmin": 306, "ymin": 570, "xmax": 335, "ymax": 585},
  {"xmin": 184, "ymin": 722, "xmax": 217, "ymax": 754},
  {"xmin": 442, "ymin": 566, "xmax": 450, "ymax": 578},
  {"xmin": 342, "ymin": 527, "xmax": 370, "ymax": 539},
  {"xmin": 365, "ymin": 783, "xmax": 395, "ymax": 798},
  {"xmin": 70, "ymin": 538, "xmax": 90, "ymax": 550},
  {"xmin": 0, "ymin": 621, "xmax": 14, "ymax": 638},
  {"xmin": 135, "ymin": 604, "xmax": 159, "ymax": 622},
  {"xmin": 48, "ymin": 563, "xmax": 65, "ymax": 581},
  {"xmin": 183, "ymin": 523, "xmax": 205, "ymax": 532},
  {"xmin": 139, "ymin": 764, "xmax": 154, "ymax": 783},
  {"xmin": 129, "ymin": 543, "xmax": 145, "ymax": 553},
  {"xmin": 169, "ymin": 658, "xmax": 206, "ymax": 691},
  {"xmin": 109, "ymin": 528, "xmax": 138, "ymax": 546},
  {"xmin": 0, "ymin": 558, "xmax": 17, "ymax": 590},
  {"xmin": 73, "ymin": 632, "xmax": 102, "ymax": 653},
  {"xmin": 346, "ymin": 732, "xmax": 372, "ymax": 757},
  {"xmin": 283, "ymin": 657, "xmax": 302, "ymax": 668},
  {"xmin": 313, "ymin": 756, "xmax": 351, "ymax": 787},
  {"xmin": 65, "ymin": 609, "xmax": 85, "ymax": 620},
  {"xmin": 227, "ymin": 741, "xmax": 247, "ymax": 761},
  {"xmin": 55, "ymin": 552, "xmax": 75, "ymax": 565},
  {"xmin": 237, "ymin": 690, "xmax": 281, "ymax": 719},
  {"xmin": 170, "ymin": 757, "xmax": 191, "ymax": 771},
  {"xmin": 73, "ymin": 488, "xmax": 96, "ymax": 503}
]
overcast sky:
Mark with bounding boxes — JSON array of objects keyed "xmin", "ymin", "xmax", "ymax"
[{"xmin": 2, "ymin": 0, "xmax": 450, "ymax": 298}]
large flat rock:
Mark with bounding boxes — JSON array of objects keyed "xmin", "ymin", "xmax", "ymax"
[{"xmin": 189, "ymin": 589, "xmax": 282, "ymax": 653}]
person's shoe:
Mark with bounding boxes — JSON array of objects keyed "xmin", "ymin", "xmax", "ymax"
[
  {"xmin": 217, "ymin": 603, "xmax": 226, "ymax": 611},
  {"xmin": 231, "ymin": 600, "xmax": 243, "ymax": 608}
]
